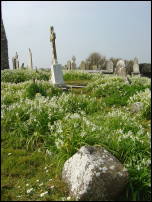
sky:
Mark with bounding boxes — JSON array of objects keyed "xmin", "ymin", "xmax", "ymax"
[{"xmin": 2, "ymin": 1, "xmax": 151, "ymax": 69}]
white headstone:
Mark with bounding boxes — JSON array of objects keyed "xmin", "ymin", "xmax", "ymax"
[
  {"xmin": 106, "ymin": 60, "xmax": 114, "ymax": 72},
  {"xmin": 132, "ymin": 57, "xmax": 140, "ymax": 74},
  {"xmin": 28, "ymin": 48, "xmax": 33, "ymax": 69}
]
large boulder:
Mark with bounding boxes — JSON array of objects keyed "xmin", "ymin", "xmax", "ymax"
[{"xmin": 62, "ymin": 146, "xmax": 129, "ymax": 201}]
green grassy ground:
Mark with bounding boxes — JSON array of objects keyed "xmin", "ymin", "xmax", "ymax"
[{"xmin": 1, "ymin": 69, "xmax": 151, "ymax": 201}]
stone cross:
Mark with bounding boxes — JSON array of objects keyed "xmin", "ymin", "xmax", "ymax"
[
  {"xmin": 50, "ymin": 26, "xmax": 58, "ymax": 65},
  {"xmin": 28, "ymin": 48, "xmax": 33, "ymax": 69}
]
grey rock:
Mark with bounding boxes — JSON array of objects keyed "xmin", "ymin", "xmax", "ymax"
[
  {"xmin": 130, "ymin": 102, "xmax": 144, "ymax": 113},
  {"xmin": 62, "ymin": 146, "xmax": 128, "ymax": 201}
]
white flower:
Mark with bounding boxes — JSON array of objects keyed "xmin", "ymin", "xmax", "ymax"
[
  {"xmin": 40, "ymin": 191, "xmax": 48, "ymax": 197},
  {"xmin": 26, "ymin": 188, "xmax": 33, "ymax": 194},
  {"xmin": 67, "ymin": 196, "xmax": 71, "ymax": 200},
  {"xmin": 50, "ymin": 185, "xmax": 54, "ymax": 189},
  {"xmin": 26, "ymin": 184, "xmax": 29, "ymax": 186},
  {"xmin": 36, "ymin": 179, "xmax": 39, "ymax": 182}
]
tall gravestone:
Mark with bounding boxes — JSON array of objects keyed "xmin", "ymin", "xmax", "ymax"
[
  {"xmin": 132, "ymin": 57, "xmax": 140, "ymax": 76},
  {"xmin": 1, "ymin": 17, "xmax": 9, "ymax": 70},
  {"xmin": 106, "ymin": 60, "xmax": 114, "ymax": 72},
  {"xmin": 115, "ymin": 59, "xmax": 126, "ymax": 76},
  {"xmin": 71, "ymin": 56, "xmax": 76, "ymax": 70},
  {"xmin": 15, "ymin": 52, "xmax": 19, "ymax": 69},
  {"xmin": 80, "ymin": 61, "xmax": 86, "ymax": 70},
  {"xmin": 50, "ymin": 26, "xmax": 64, "ymax": 86},
  {"xmin": 28, "ymin": 48, "xmax": 33, "ymax": 69},
  {"xmin": 12, "ymin": 52, "xmax": 19, "ymax": 69},
  {"xmin": 67, "ymin": 60, "xmax": 71, "ymax": 70}
]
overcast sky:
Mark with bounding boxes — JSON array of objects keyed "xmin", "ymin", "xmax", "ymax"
[{"xmin": 2, "ymin": 1, "xmax": 151, "ymax": 69}]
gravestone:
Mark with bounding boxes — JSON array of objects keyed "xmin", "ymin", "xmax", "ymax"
[
  {"xmin": 80, "ymin": 61, "xmax": 86, "ymax": 70},
  {"xmin": 67, "ymin": 60, "xmax": 72, "ymax": 70},
  {"xmin": 106, "ymin": 60, "xmax": 113, "ymax": 72},
  {"xmin": 28, "ymin": 48, "xmax": 33, "ymax": 69},
  {"xmin": 71, "ymin": 56, "xmax": 76, "ymax": 70},
  {"xmin": 12, "ymin": 57, "xmax": 16, "ymax": 69},
  {"xmin": 132, "ymin": 57, "xmax": 140, "ymax": 76},
  {"xmin": 115, "ymin": 59, "xmax": 126, "ymax": 76},
  {"xmin": 50, "ymin": 26, "xmax": 64, "ymax": 86},
  {"xmin": 13, "ymin": 52, "xmax": 19, "ymax": 69}
]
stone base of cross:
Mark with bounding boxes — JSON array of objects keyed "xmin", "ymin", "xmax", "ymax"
[{"xmin": 50, "ymin": 64, "xmax": 65, "ymax": 86}]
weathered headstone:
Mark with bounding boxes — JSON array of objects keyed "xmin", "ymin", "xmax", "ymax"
[
  {"xmin": 80, "ymin": 61, "xmax": 86, "ymax": 70},
  {"xmin": 50, "ymin": 26, "xmax": 64, "ymax": 86},
  {"xmin": 28, "ymin": 48, "xmax": 33, "ymax": 69},
  {"xmin": 106, "ymin": 60, "xmax": 114, "ymax": 72},
  {"xmin": 14, "ymin": 52, "xmax": 19, "ymax": 69},
  {"xmin": 132, "ymin": 57, "xmax": 140, "ymax": 76},
  {"xmin": 62, "ymin": 146, "xmax": 128, "ymax": 201},
  {"xmin": 115, "ymin": 59, "xmax": 127, "ymax": 76},
  {"xmin": 71, "ymin": 56, "xmax": 76, "ymax": 70},
  {"xmin": 12, "ymin": 57, "xmax": 16, "ymax": 69},
  {"xmin": 67, "ymin": 60, "xmax": 71, "ymax": 70}
]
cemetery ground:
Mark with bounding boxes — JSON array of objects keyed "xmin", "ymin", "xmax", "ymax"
[{"xmin": 1, "ymin": 69, "xmax": 151, "ymax": 201}]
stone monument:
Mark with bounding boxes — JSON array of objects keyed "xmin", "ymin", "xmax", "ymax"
[
  {"xmin": 132, "ymin": 57, "xmax": 140, "ymax": 76},
  {"xmin": 15, "ymin": 52, "xmax": 19, "ymax": 69},
  {"xmin": 12, "ymin": 56, "xmax": 16, "ymax": 69},
  {"xmin": 12, "ymin": 52, "xmax": 19, "ymax": 69},
  {"xmin": 67, "ymin": 60, "xmax": 72, "ymax": 70},
  {"xmin": 106, "ymin": 59, "xmax": 114, "ymax": 72},
  {"xmin": 80, "ymin": 61, "xmax": 86, "ymax": 70},
  {"xmin": 50, "ymin": 26, "xmax": 64, "ymax": 86},
  {"xmin": 71, "ymin": 56, "xmax": 76, "ymax": 70},
  {"xmin": 115, "ymin": 59, "xmax": 126, "ymax": 76},
  {"xmin": 28, "ymin": 48, "xmax": 33, "ymax": 69}
]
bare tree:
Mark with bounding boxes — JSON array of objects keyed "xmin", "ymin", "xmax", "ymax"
[{"xmin": 87, "ymin": 52, "xmax": 106, "ymax": 70}]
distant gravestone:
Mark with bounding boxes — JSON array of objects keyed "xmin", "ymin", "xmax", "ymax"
[
  {"xmin": 92, "ymin": 65, "xmax": 97, "ymax": 70},
  {"xmin": 28, "ymin": 48, "xmax": 33, "ymax": 69},
  {"xmin": 80, "ymin": 61, "xmax": 86, "ymax": 70},
  {"xmin": 132, "ymin": 57, "xmax": 140, "ymax": 76},
  {"xmin": 12, "ymin": 57, "xmax": 16, "ymax": 69},
  {"xmin": 12, "ymin": 52, "xmax": 19, "ymax": 69},
  {"xmin": 115, "ymin": 59, "xmax": 126, "ymax": 76},
  {"xmin": 67, "ymin": 60, "xmax": 72, "ymax": 70},
  {"xmin": 71, "ymin": 56, "xmax": 76, "ymax": 70},
  {"xmin": 106, "ymin": 60, "xmax": 114, "ymax": 72}
]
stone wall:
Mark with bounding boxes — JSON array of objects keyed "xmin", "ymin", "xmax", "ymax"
[{"xmin": 1, "ymin": 17, "xmax": 9, "ymax": 70}]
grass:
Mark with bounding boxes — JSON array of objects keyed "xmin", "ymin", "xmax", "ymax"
[{"xmin": 1, "ymin": 69, "xmax": 151, "ymax": 201}]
